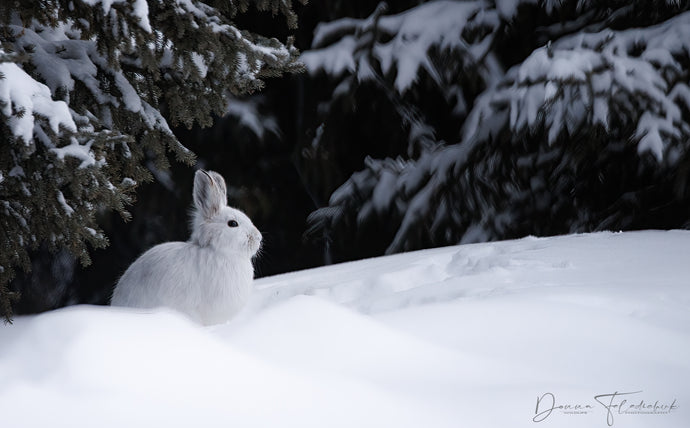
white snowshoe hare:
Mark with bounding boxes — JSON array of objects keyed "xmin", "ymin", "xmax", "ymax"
[{"xmin": 111, "ymin": 170, "xmax": 262, "ymax": 325}]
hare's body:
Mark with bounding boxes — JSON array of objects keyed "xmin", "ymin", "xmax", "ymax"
[
  {"xmin": 111, "ymin": 170, "xmax": 261, "ymax": 325},
  {"xmin": 111, "ymin": 242, "xmax": 253, "ymax": 325}
]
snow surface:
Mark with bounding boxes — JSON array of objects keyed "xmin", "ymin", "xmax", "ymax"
[{"xmin": 1, "ymin": 231, "xmax": 689, "ymax": 427}]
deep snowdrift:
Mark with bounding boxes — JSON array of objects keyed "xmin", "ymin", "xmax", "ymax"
[{"xmin": 1, "ymin": 231, "xmax": 688, "ymax": 427}]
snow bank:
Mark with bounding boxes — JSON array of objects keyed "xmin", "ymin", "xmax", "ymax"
[{"xmin": 1, "ymin": 231, "xmax": 688, "ymax": 427}]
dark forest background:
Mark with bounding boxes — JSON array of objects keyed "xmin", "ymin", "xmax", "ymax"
[{"xmin": 9, "ymin": 0, "xmax": 690, "ymax": 314}]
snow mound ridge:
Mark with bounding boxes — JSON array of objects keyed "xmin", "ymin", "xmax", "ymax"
[{"xmin": 1, "ymin": 230, "xmax": 689, "ymax": 428}]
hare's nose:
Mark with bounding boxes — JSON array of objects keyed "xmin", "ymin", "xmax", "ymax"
[{"xmin": 248, "ymin": 229, "xmax": 262, "ymax": 245}]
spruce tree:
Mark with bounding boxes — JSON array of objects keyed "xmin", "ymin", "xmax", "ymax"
[
  {"xmin": 303, "ymin": 1, "xmax": 690, "ymax": 261},
  {"xmin": 0, "ymin": 0, "xmax": 306, "ymax": 321}
]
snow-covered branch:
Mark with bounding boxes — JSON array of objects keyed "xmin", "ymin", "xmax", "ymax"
[
  {"xmin": 0, "ymin": 0, "xmax": 306, "ymax": 320},
  {"xmin": 0, "ymin": 56, "xmax": 76, "ymax": 144},
  {"xmin": 305, "ymin": 1, "xmax": 690, "ymax": 259},
  {"xmin": 302, "ymin": 0, "xmax": 501, "ymax": 94}
]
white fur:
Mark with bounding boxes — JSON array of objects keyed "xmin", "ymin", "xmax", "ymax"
[{"xmin": 111, "ymin": 170, "xmax": 262, "ymax": 325}]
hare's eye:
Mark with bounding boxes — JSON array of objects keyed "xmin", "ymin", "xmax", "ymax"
[{"xmin": 228, "ymin": 220, "xmax": 239, "ymax": 228}]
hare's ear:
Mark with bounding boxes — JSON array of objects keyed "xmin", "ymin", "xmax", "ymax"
[
  {"xmin": 193, "ymin": 170, "xmax": 227, "ymax": 219},
  {"xmin": 206, "ymin": 170, "xmax": 227, "ymax": 199}
]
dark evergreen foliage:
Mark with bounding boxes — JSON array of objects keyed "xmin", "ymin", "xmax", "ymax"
[
  {"xmin": 0, "ymin": 0, "xmax": 305, "ymax": 321},
  {"xmin": 303, "ymin": 0, "xmax": 690, "ymax": 261},
  {"xmin": 5, "ymin": 0, "xmax": 690, "ymax": 319}
]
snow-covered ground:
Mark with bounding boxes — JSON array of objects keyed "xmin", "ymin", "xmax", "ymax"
[{"xmin": 1, "ymin": 231, "xmax": 688, "ymax": 427}]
